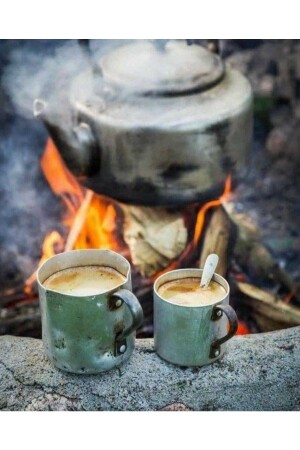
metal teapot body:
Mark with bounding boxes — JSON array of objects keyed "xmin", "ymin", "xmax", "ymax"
[{"xmin": 35, "ymin": 40, "xmax": 253, "ymax": 206}]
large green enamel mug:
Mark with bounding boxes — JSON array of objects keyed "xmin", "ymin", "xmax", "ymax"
[
  {"xmin": 37, "ymin": 249, "xmax": 143, "ymax": 374},
  {"xmin": 154, "ymin": 268, "xmax": 238, "ymax": 367}
]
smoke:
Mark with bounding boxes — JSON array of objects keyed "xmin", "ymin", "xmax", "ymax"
[
  {"xmin": 0, "ymin": 39, "xmax": 134, "ymax": 285},
  {"xmin": 0, "ymin": 40, "xmax": 92, "ymax": 284},
  {"xmin": 0, "ymin": 117, "xmax": 62, "ymax": 287},
  {"xmin": 1, "ymin": 39, "xmax": 133, "ymax": 119},
  {"xmin": 0, "ymin": 38, "xmax": 191, "ymax": 285},
  {"xmin": 2, "ymin": 40, "xmax": 88, "ymax": 118}
]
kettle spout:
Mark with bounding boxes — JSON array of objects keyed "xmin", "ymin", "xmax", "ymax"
[{"xmin": 33, "ymin": 98, "xmax": 100, "ymax": 177}]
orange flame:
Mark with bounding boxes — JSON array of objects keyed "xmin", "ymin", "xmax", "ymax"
[
  {"xmin": 26, "ymin": 140, "xmax": 232, "ymax": 293},
  {"xmin": 41, "ymin": 139, "xmax": 85, "ymax": 226},
  {"xmin": 24, "ymin": 230, "xmax": 64, "ymax": 294},
  {"xmin": 152, "ymin": 176, "xmax": 232, "ymax": 280},
  {"xmin": 73, "ymin": 197, "xmax": 119, "ymax": 250},
  {"xmin": 193, "ymin": 175, "xmax": 232, "ymax": 245},
  {"xmin": 24, "ymin": 140, "xmax": 249, "ymax": 334},
  {"xmin": 40, "ymin": 140, "xmax": 121, "ymax": 252},
  {"xmin": 24, "ymin": 139, "xmax": 122, "ymax": 293}
]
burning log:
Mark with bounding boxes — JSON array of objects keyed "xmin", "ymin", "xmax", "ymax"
[
  {"xmin": 224, "ymin": 201, "xmax": 300, "ymax": 301},
  {"xmin": 218, "ymin": 200, "xmax": 300, "ymax": 331},
  {"xmin": 2, "ymin": 135, "xmax": 299, "ymax": 339},
  {"xmin": 64, "ymin": 190, "xmax": 94, "ymax": 251},
  {"xmin": 0, "ymin": 285, "xmax": 28, "ymax": 308},
  {"xmin": 0, "ymin": 328, "xmax": 299, "ymax": 410},
  {"xmin": 0, "ymin": 299, "xmax": 41, "ymax": 337},
  {"xmin": 237, "ymin": 281, "xmax": 300, "ymax": 331},
  {"xmin": 121, "ymin": 205, "xmax": 188, "ymax": 278},
  {"xmin": 199, "ymin": 206, "xmax": 234, "ymax": 277}
]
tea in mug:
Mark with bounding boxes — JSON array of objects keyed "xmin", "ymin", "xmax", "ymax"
[
  {"xmin": 158, "ymin": 277, "xmax": 226, "ymax": 307},
  {"xmin": 43, "ymin": 265, "xmax": 126, "ymax": 296}
]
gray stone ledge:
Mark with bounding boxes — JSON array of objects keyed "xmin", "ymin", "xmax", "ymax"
[{"xmin": 0, "ymin": 327, "xmax": 299, "ymax": 411}]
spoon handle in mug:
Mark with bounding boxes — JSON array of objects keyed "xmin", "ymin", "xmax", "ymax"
[{"xmin": 200, "ymin": 253, "xmax": 219, "ymax": 288}]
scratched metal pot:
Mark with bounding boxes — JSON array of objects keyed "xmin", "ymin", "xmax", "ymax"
[{"xmin": 34, "ymin": 40, "xmax": 253, "ymax": 206}]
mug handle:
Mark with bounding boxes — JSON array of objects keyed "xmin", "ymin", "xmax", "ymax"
[
  {"xmin": 209, "ymin": 304, "xmax": 238, "ymax": 359},
  {"xmin": 110, "ymin": 289, "xmax": 144, "ymax": 356}
]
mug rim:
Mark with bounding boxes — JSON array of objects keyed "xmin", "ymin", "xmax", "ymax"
[
  {"xmin": 37, "ymin": 248, "xmax": 131, "ymax": 298},
  {"xmin": 154, "ymin": 268, "xmax": 230, "ymax": 308}
]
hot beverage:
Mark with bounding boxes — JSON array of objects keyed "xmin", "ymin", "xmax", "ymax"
[
  {"xmin": 158, "ymin": 277, "xmax": 226, "ymax": 307},
  {"xmin": 154, "ymin": 268, "xmax": 237, "ymax": 367},
  {"xmin": 43, "ymin": 265, "xmax": 126, "ymax": 296}
]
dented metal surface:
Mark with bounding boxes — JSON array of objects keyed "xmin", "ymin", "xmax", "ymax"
[
  {"xmin": 37, "ymin": 249, "xmax": 143, "ymax": 374},
  {"xmin": 154, "ymin": 268, "xmax": 238, "ymax": 367},
  {"xmin": 34, "ymin": 40, "xmax": 253, "ymax": 205}
]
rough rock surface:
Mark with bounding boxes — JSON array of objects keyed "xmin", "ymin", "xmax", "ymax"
[{"xmin": 0, "ymin": 327, "xmax": 299, "ymax": 411}]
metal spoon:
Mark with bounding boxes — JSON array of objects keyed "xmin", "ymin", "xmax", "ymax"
[{"xmin": 200, "ymin": 253, "xmax": 219, "ymax": 289}]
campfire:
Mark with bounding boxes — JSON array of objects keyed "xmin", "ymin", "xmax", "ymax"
[
  {"xmin": 23, "ymin": 138, "xmax": 240, "ymax": 336},
  {"xmin": 2, "ymin": 135, "xmax": 300, "ymax": 339},
  {"xmin": 1, "ymin": 39, "xmax": 300, "ymax": 340},
  {"xmin": 24, "ymin": 139, "xmax": 124, "ymax": 293}
]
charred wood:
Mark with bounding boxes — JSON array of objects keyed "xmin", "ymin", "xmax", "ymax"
[
  {"xmin": 236, "ymin": 281, "xmax": 300, "ymax": 331},
  {"xmin": 199, "ymin": 206, "xmax": 235, "ymax": 276}
]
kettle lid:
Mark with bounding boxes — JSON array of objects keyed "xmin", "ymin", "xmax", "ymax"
[{"xmin": 100, "ymin": 40, "xmax": 225, "ymax": 96}]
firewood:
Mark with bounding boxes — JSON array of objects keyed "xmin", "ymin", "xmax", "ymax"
[
  {"xmin": 199, "ymin": 206, "xmax": 234, "ymax": 276},
  {"xmin": 236, "ymin": 281, "xmax": 300, "ymax": 331},
  {"xmin": 120, "ymin": 205, "xmax": 188, "ymax": 278},
  {"xmin": 64, "ymin": 189, "xmax": 94, "ymax": 251},
  {"xmin": 0, "ymin": 291, "xmax": 35, "ymax": 308},
  {"xmin": 223, "ymin": 201, "xmax": 300, "ymax": 301},
  {"xmin": 0, "ymin": 299, "xmax": 41, "ymax": 337}
]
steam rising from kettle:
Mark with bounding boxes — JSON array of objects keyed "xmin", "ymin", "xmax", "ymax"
[{"xmin": 33, "ymin": 39, "xmax": 253, "ymax": 206}]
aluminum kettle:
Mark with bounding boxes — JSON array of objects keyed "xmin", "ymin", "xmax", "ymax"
[{"xmin": 34, "ymin": 40, "xmax": 253, "ymax": 206}]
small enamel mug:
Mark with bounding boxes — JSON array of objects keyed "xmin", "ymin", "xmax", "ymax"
[
  {"xmin": 37, "ymin": 249, "xmax": 143, "ymax": 374},
  {"xmin": 154, "ymin": 268, "xmax": 238, "ymax": 367}
]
